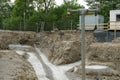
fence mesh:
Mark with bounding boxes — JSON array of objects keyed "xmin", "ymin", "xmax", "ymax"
[{"xmin": 0, "ymin": 21, "xmax": 79, "ymax": 32}]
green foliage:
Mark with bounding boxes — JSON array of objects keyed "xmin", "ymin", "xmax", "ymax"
[
  {"xmin": 12, "ymin": 0, "xmax": 34, "ymax": 20},
  {"xmin": 6, "ymin": 16, "xmax": 23, "ymax": 30},
  {"xmin": 2, "ymin": 0, "xmax": 84, "ymax": 31},
  {"xmin": 86, "ymin": 0, "xmax": 120, "ymax": 22},
  {"xmin": 0, "ymin": 0, "xmax": 12, "ymax": 29},
  {"xmin": 8, "ymin": 0, "xmax": 35, "ymax": 30},
  {"xmin": 49, "ymin": 0, "xmax": 83, "ymax": 30}
]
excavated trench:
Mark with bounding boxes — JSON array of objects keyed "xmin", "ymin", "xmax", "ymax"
[
  {"xmin": 8, "ymin": 44, "xmax": 81, "ymax": 80},
  {"xmin": 0, "ymin": 30, "xmax": 120, "ymax": 80}
]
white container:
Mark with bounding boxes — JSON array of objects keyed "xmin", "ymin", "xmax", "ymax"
[
  {"xmin": 110, "ymin": 10, "xmax": 120, "ymax": 29},
  {"xmin": 79, "ymin": 15, "xmax": 104, "ymax": 30}
]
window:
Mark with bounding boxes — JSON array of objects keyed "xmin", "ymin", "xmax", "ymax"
[{"xmin": 116, "ymin": 14, "xmax": 120, "ymax": 21}]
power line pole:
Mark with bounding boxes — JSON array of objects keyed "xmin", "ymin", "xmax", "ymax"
[
  {"xmin": 80, "ymin": 10, "xmax": 86, "ymax": 80},
  {"xmin": 67, "ymin": 9, "xmax": 99, "ymax": 80}
]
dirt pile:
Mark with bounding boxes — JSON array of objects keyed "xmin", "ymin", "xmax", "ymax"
[
  {"xmin": 0, "ymin": 50, "xmax": 37, "ymax": 80},
  {"xmin": 87, "ymin": 43, "xmax": 120, "ymax": 63},
  {"xmin": 36, "ymin": 30, "xmax": 95, "ymax": 64},
  {"xmin": 0, "ymin": 30, "xmax": 37, "ymax": 49},
  {"xmin": 49, "ymin": 41, "xmax": 81, "ymax": 64},
  {"xmin": 87, "ymin": 42, "xmax": 120, "ymax": 70},
  {"xmin": 80, "ymin": 42, "xmax": 120, "ymax": 80},
  {"xmin": 0, "ymin": 30, "xmax": 95, "ymax": 65}
]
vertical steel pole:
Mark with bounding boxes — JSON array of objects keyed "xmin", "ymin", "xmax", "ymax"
[
  {"xmin": 80, "ymin": 12, "xmax": 86, "ymax": 80},
  {"xmin": 23, "ymin": 12, "xmax": 26, "ymax": 31},
  {"xmin": 67, "ymin": 9, "xmax": 98, "ymax": 80}
]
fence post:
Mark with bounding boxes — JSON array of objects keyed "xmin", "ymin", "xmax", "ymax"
[
  {"xmin": 53, "ymin": 22, "xmax": 55, "ymax": 30},
  {"xmin": 19, "ymin": 21, "xmax": 22, "ymax": 31},
  {"xmin": 23, "ymin": 12, "xmax": 26, "ymax": 31},
  {"xmin": 71, "ymin": 20, "xmax": 73, "ymax": 30},
  {"xmin": 41, "ymin": 21, "xmax": 45, "ymax": 32},
  {"xmin": 36, "ymin": 22, "xmax": 39, "ymax": 32}
]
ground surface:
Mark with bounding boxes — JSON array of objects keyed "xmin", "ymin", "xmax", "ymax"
[
  {"xmin": 0, "ymin": 50, "xmax": 37, "ymax": 80},
  {"xmin": 0, "ymin": 30, "xmax": 120, "ymax": 80}
]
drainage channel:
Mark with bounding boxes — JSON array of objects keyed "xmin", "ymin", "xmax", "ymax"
[{"xmin": 9, "ymin": 44, "xmax": 81, "ymax": 80}]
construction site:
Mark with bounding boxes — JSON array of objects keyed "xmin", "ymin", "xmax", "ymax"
[{"xmin": 0, "ymin": 9, "xmax": 120, "ymax": 80}]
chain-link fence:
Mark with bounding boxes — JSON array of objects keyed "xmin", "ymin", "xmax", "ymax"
[{"xmin": 0, "ymin": 21, "xmax": 79, "ymax": 32}]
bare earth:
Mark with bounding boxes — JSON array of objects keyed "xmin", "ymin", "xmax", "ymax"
[{"xmin": 0, "ymin": 50, "xmax": 37, "ymax": 80}]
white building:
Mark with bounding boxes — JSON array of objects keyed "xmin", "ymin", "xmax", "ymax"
[
  {"xmin": 79, "ymin": 15, "xmax": 104, "ymax": 30},
  {"xmin": 110, "ymin": 10, "xmax": 120, "ymax": 29}
]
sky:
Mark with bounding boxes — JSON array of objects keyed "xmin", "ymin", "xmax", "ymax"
[
  {"xmin": 55, "ymin": 0, "xmax": 88, "ymax": 9},
  {"xmin": 11, "ymin": 0, "xmax": 88, "ymax": 9}
]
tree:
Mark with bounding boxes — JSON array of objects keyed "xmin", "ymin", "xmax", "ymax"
[
  {"xmin": 50, "ymin": 0, "xmax": 84, "ymax": 30},
  {"xmin": 12, "ymin": 0, "xmax": 34, "ymax": 20},
  {"xmin": 33, "ymin": 0, "xmax": 55, "ymax": 14},
  {"xmin": 33, "ymin": 0, "xmax": 56, "ymax": 21},
  {"xmin": 8, "ymin": 0, "xmax": 35, "ymax": 30},
  {"xmin": 29, "ymin": 0, "xmax": 57, "ymax": 31},
  {"xmin": 86, "ymin": 0, "xmax": 120, "ymax": 22},
  {"xmin": 0, "ymin": 0, "xmax": 12, "ymax": 29},
  {"xmin": 6, "ymin": 0, "xmax": 84, "ymax": 31}
]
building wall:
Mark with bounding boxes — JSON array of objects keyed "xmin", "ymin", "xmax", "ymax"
[
  {"xmin": 79, "ymin": 15, "xmax": 104, "ymax": 30},
  {"xmin": 110, "ymin": 10, "xmax": 120, "ymax": 29}
]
